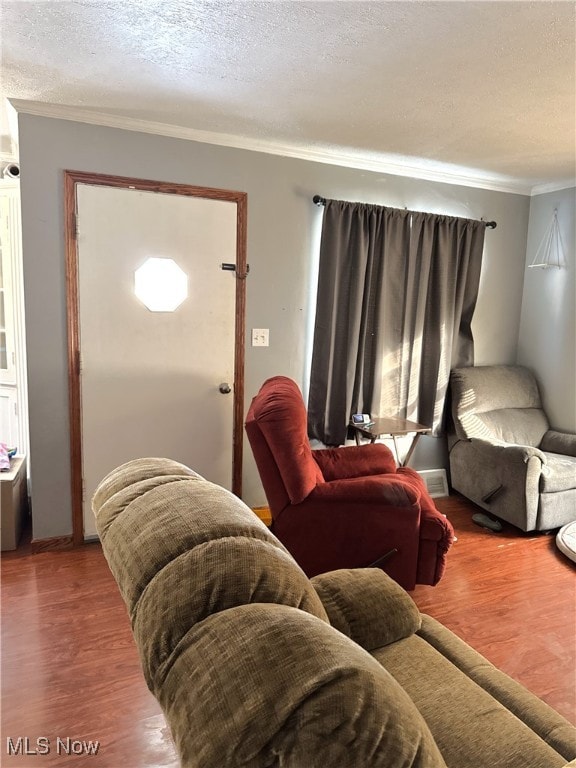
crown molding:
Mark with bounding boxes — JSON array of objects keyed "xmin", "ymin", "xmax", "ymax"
[
  {"xmin": 530, "ymin": 179, "xmax": 576, "ymax": 196},
  {"xmin": 7, "ymin": 99, "xmax": 541, "ymax": 195}
]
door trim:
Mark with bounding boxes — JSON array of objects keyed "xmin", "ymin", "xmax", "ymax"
[{"xmin": 64, "ymin": 170, "xmax": 247, "ymax": 545}]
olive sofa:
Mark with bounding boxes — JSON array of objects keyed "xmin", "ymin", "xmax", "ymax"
[{"xmin": 93, "ymin": 458, "xmax": 576, "ymax": 768}]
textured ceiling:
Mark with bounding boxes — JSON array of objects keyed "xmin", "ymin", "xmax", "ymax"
[{"xmin": 1, "ymin": 0, "xmax": 575, "ymax": 191}]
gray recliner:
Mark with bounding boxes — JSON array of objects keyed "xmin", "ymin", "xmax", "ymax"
[{"xmin": 449, "ymin": 365, "xmax": 576, "ymax": 532}]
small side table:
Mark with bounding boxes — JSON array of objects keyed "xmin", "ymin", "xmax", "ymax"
[{"xmin": 351, "ymin": 417, "xmax": 431, "ymax": 467}]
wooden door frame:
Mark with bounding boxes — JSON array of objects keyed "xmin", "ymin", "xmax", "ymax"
[{"xmin": 64, "ymin": 170, "xmax": 247, "ymax": 545}]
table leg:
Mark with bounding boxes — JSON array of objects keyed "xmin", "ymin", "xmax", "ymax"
[
  {"xmin": 391, "ymin": 435, "xmax": 401, "ymax": 466},
  {"xmin": 402, "ymin": 433, "xmax": 422, "ymax": 467}
]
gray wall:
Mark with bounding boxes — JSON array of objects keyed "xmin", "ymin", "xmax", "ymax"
[
  {"xmin": 18, "ymin": 114, "xmax": 530, "ymax": 539},
  {"xmin": 517, "ymin": 187, "xmax": 576, "ymax": 431}
]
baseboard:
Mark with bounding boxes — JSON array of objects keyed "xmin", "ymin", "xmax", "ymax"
[
  {"xmin": 31, "ymin": 535, "xmax": 74, "ymax": 553},
  {"xmin": 252, "ymin": 506, "xmax": 272, "ymax": 526}
]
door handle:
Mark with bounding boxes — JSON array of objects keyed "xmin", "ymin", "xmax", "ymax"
[{"xmin": 219, "ymin": 383, "xmax": 232, "ymax": 394}]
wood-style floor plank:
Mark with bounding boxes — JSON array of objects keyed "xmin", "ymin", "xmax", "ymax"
[
  {"xmin": 1, "ymin": 493, "xmax": 574, "ymax": 767},
  {"xmin": 1, "ymin": 539, "xmax": 178, "ymax": 767}
]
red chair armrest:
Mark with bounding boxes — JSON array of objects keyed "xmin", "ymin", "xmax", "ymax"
[
  {"xmin": 313, "ymin": 444, "xmax": 397, "ymax": 481},
  {"xmin": 311, "ymin": 475, "xmax": 419, "ymax": 506}
]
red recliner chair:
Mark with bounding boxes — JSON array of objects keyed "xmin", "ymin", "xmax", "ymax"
[{"xmin": 245, "ymin": 376, "xmax": 454, "ymax": 591}]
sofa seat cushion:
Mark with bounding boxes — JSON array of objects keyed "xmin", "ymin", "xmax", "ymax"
[
  {"xmin": 417, "ymin": 615, "xmax": 576, "ymax": 761},
  {"xmin": 541, "ymin": 453, "xmax": 576, "ymax": 493},
  {"xmin": 372, "ymin": 630, "xmax": 569, "ymax": 768}
]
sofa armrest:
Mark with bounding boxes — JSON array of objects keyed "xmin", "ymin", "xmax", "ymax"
[
  {"xmin": 311, "ymin": 568, "xmax": 421, "ymax": 651},
  {"xmin": 312, "ymin": 444, "xmax": 396, "ymax": 481},
  {"xmin": 465, "ymin": 437, "xmax": 547, "ymax": 465},
  {"xmin": 540, "ymin": 430, "xmax": 576, "ymax": 457},
  {"xmin": 450, "ymin": 437, "xmax": 545, "ymax": 531}
]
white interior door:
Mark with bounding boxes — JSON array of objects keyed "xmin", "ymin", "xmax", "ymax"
[{"xmin": 77, "ymin": 184, "xmax": 237, "ymax": 539}]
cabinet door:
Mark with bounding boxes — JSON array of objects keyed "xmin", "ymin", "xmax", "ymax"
[
  {"xmin": 0, "ymin": 195, "xmax": 16, "ymax": 386},
  {"xmin": 0, "ymin": 387, "xmax": 17, "ymax": 446}
]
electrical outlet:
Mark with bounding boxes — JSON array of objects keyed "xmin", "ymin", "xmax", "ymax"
[{"xmin": 252, "ymin": 328, "xmax": 269, "ymax": 347}]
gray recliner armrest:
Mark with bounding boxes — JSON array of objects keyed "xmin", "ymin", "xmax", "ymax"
[
  {"xmin": 311, "ymin": 568, "xmax": 421, "ymax": 651},
  {"xmin": 449, "ymin": 437, "xmax": 546, "ymax": 531},
  {"xmin": 461, "ymin": 437, "xmax": 547, "ymax": 465},
  {"xmin": 540, "ymin": 430, "xmax": 576, "ymax": 458}
]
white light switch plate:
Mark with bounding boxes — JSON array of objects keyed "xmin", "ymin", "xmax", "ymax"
[{"xmin": 252, "ymin": 328, "xmax": 269, "ymax": 347}]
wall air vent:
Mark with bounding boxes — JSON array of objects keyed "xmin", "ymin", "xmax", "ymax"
[{"xmin": 417, "ymin": 469, "xmax": 449, "ymax": 498}]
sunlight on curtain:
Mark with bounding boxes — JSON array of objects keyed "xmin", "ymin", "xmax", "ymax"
[{"xmin": 308, "ymin": 199, "xmax": 486, "ymax": 446}]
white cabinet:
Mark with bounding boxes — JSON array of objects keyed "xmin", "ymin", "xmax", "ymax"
[
  {"xmin": 0, "ymin": 217, "xmax": 16, "ymax": 386},
  {"xmin": 0, "ymin": 182, "xmax": 26, "ymax": 452},
  {"xmin": 0, "ymin": 387, "xmax": 17, "ymax": 446}
]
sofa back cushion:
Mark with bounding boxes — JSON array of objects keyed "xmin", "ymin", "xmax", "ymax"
[
  {"xmin": 160, "ymin": 603, "xmax": 448, "ymax": 768},
  {"xmin": 451, "ymin": 365, "xmax": 549, "ymax": 446},
  {"xmin": 94, "ymin": 457, "xmax": 447, "ymax": 768},
  {"xmin": 93, "ymin": 458, "xmax": 327, "ymax": 626},
  {"xmin": 246, "ymin": 376, "xmax": 324, "ymax": 505}
]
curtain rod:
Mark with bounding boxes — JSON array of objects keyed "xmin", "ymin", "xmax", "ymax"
[{"xmin": 312, "ymin": 195, "xmax": 497, "ymax": 229}]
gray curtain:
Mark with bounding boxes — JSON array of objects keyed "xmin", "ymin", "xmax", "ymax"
[{"xmin": 308, "ymin": 199, "xmax": 486, "ymax": 446}]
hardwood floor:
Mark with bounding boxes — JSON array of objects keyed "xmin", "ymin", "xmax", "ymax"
[
  {"xmin": 1, "ymin": 494, "xmax": 574, "ymax": 766},
  {"xmin": 1, "ymin": 535, "xmax": 178, "ymax": 767}
]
